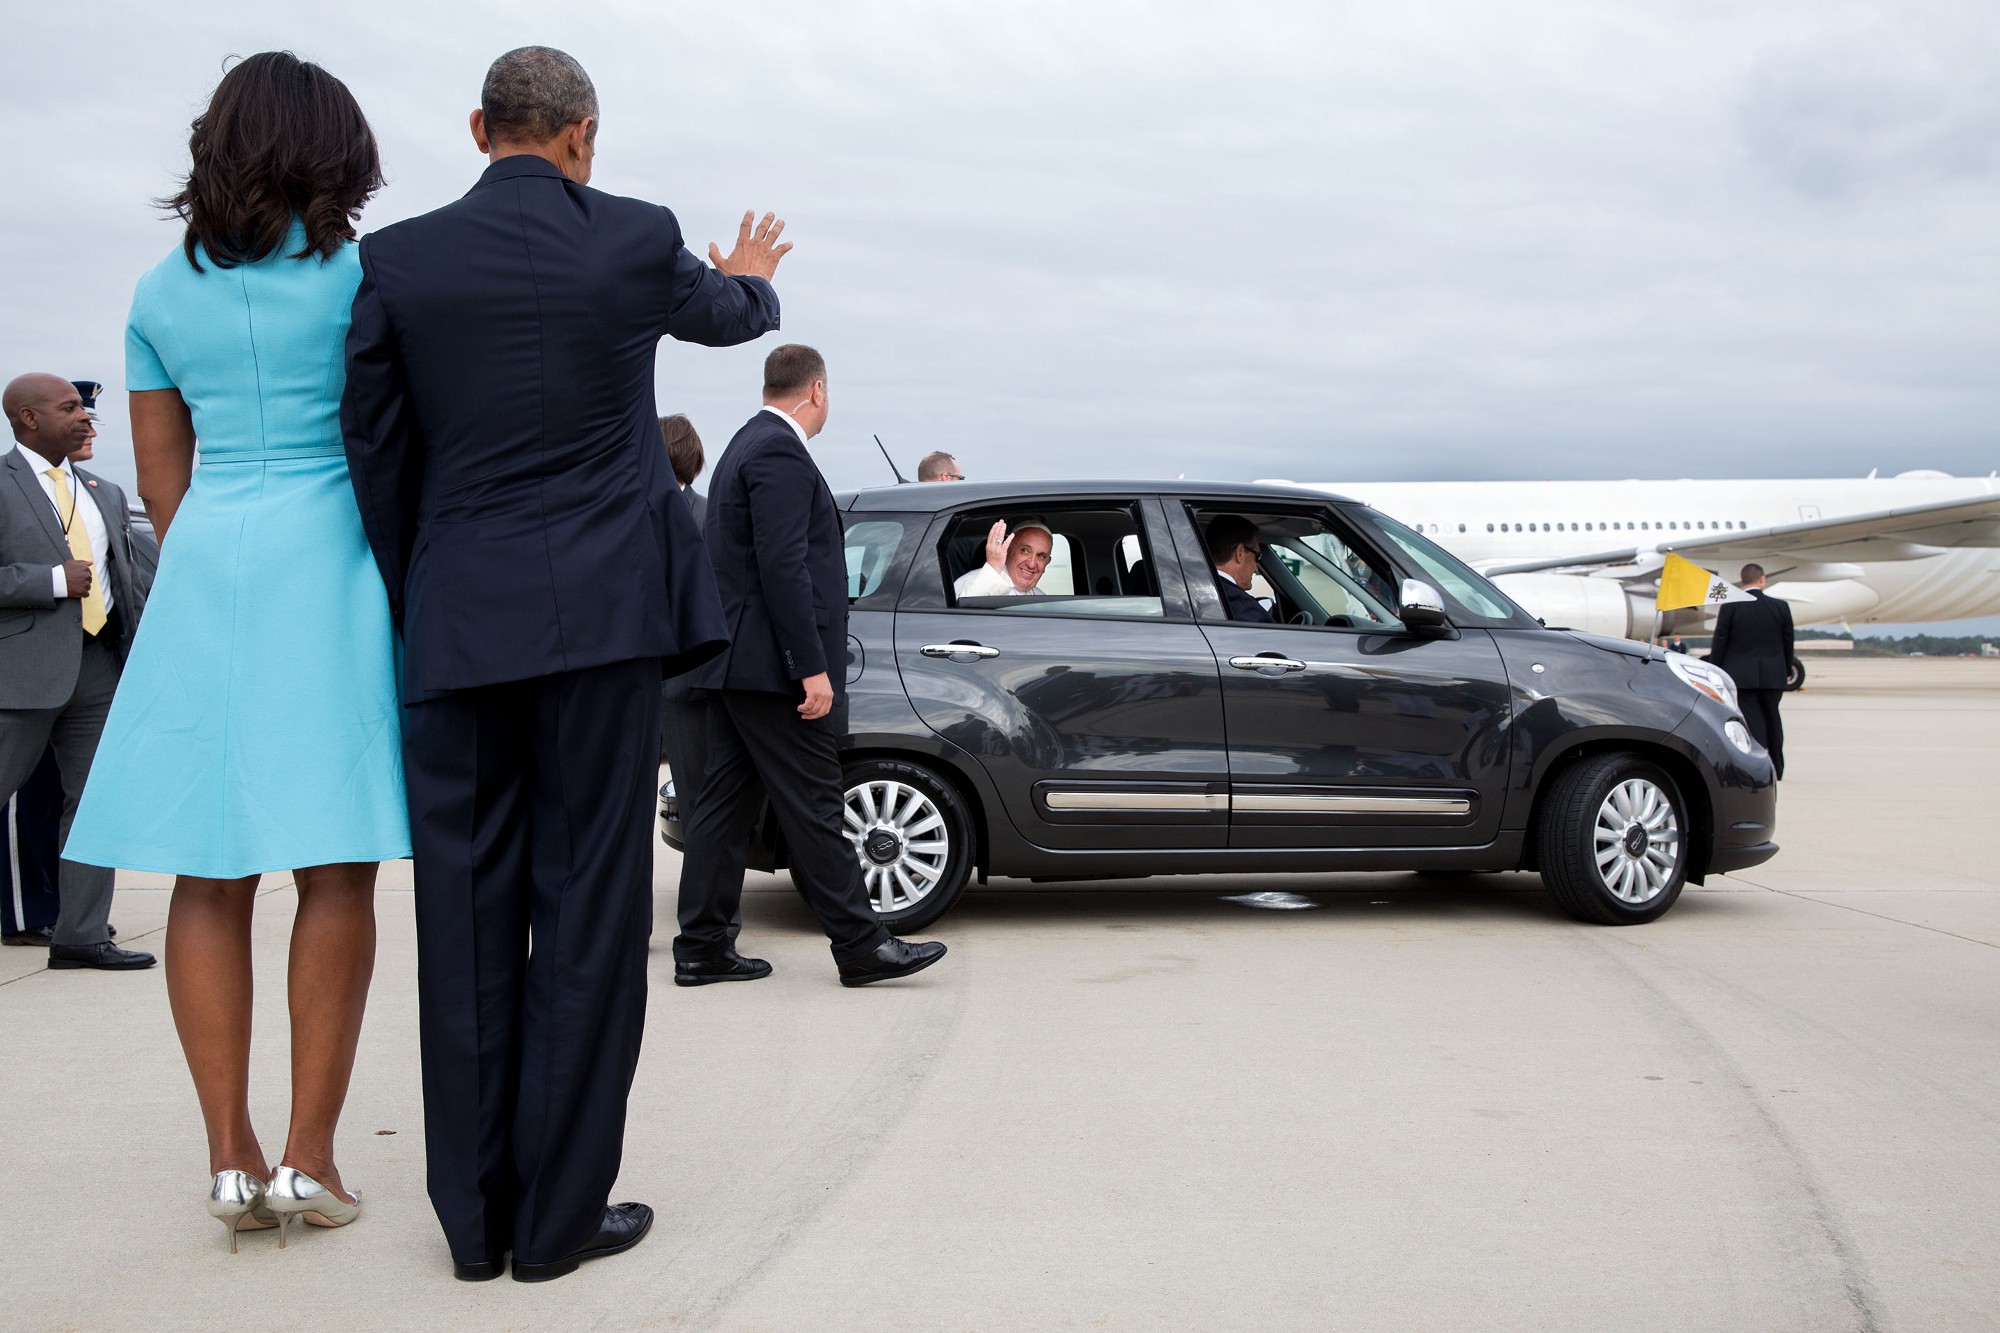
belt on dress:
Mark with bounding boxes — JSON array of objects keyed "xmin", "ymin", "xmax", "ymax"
[{"xmin": 198, "ymin": 445, "xmax": 348, "ymax": 466}]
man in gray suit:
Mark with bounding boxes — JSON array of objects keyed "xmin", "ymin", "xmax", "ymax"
[{"xmin": 0, "ymin": 373, "xmax": 154, "ymax": 969}]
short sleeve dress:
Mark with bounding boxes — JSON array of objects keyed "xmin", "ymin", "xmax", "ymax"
[{"xmin": 65, "ymin": 222, "xmax": 410, "ymax": 877}]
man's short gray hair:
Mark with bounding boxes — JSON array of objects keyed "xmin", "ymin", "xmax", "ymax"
[{"xmin": 482, "ymin": 46, "xmax": 599, "ymax": 145}]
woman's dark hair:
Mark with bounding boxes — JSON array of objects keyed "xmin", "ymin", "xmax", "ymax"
[
  {"xmin": 164, "ymin": 51, "xmax": 383, "ymax": 271},
  {"xmin": 660, "ymin": 414, "xmax": 705, "ymax": 487}
]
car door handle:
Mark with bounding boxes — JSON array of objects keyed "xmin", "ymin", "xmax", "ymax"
[
  {"xmin": 1229, "ymin": 654, "xmax": 1307, "ymax": 673},
  {"xmin": 922, "ymin": 642, "xmax": 1001, "ymax": 660}
]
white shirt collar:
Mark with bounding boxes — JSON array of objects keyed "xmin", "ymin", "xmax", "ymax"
[
  {"xmin": 13, "ymin": 441, "xmax": 71, "ymax": 480},
  {"xmin": 761, "ymin": 404, "xmax": 811, "ymax": 447}
]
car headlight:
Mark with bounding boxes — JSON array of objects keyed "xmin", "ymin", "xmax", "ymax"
[
  {"xmin": 1666, "ymin": 653, "xmax": 1739, "ymax": 711},
  {"xmin": 1723, "ymin": 718, "xmax": 1758, "ymax": 755}
]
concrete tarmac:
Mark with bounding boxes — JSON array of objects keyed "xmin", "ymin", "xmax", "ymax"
[{"xmin": 1, "ymin": 656, "xmax": 1995, "ymax": 1330}]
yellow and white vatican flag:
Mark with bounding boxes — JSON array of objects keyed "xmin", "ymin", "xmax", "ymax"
[{"xmin": 1655, "ymin": 552, "xmax": 1754, "ymax": 611}]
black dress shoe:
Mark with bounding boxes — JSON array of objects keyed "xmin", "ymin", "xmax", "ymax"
[
  {"xmin": 837, "ymin": 937, "xmax": 947, "ymax": 987},
  {"xmin": 454, "ymin": 1257, "xmax": 506, "ymax": 1282},
  {"xmin": 674, "ymin": 950, "xmax": 773, "ymax": 987},
  {"xmin": 47, "ymin": 942, "xmax": 157, "ymax": 970},
  {"xmin": 2, "ymin": 925, "xmax": 53, "ymax": 946},
  {"xmin": 512, "ymin": 1202, "xmax": 653, "ymax": 1282}
]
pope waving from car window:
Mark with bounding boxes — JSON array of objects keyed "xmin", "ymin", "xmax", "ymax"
[{"xmin": 954, "ymin": 518, "xmax": 1054, "ymax": 597}]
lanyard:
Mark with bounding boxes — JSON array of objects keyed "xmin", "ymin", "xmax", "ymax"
[{"xmin": 49, "ymin": 465, "xmax": 79, "ymax": 536}]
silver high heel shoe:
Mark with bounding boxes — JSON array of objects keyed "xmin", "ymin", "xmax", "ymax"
[
  {"xmin": 207, "ymin": 1171, "xmax": 278, "ymax": 1254},
  {"xmin": 267, "ymin": 1165, "xmax": 362, "ymax": 1248}
]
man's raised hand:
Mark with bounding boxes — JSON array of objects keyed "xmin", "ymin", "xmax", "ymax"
[
  {"xmin": 710, "ymin": 211, "xmax": 792, "ymax": 282},
  {"xmin": 984, "ymin": 519, "xmax": 1011, "ymax": 572}
]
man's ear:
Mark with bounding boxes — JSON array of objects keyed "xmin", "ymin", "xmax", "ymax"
[{"xmin": 470, "ymin": 108, "xmax": 491, "ymax": 154}]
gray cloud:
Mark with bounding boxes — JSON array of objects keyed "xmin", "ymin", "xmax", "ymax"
[{"xmin": 3, "ymin": 0, "xmax": 1996, "ymax": 502}]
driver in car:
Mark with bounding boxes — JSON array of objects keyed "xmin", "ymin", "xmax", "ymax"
[
  {"xmin": 954, "ymin": 519, "xmax": 1054, "ymax": 597},
  {"xmin": 1207, "ymin": 514, "xmax": 1274, "ymax": 622}
]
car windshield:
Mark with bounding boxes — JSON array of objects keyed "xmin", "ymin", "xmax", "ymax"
[{"xmin": 1347, "ymin": 506, "xmax": 1538, "ymax": 628}]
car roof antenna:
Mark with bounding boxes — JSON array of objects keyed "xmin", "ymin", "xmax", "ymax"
[{"xmin": 874, "ymin": 434, "xmax": 911, "ymax": 485}]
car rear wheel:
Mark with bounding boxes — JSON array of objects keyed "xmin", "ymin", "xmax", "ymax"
[
  {"xmin": 837, "ymin": 759, "xmax": 973, "ymax": 932},
  {"xmin": 1536, "ymin": 754, "xmax": 1687, "ymax": 925}
]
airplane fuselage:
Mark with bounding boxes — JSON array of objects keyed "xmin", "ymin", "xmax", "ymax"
[{"xmin": 1280, "ymin": 474, "xmax": 2000, "ymax": 629}]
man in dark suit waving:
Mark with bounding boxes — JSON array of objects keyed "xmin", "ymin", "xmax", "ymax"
[
  {"xmin": 1709, "ymin": 563, "xmax": 1795, "ymax": 779},
  {"xmin": 673, "ymin": 346, "xmax": 947, "ymax": 988},
  {"xmin": 341, "ymin": 47, "xmax": 782, "ymax": 1283}
]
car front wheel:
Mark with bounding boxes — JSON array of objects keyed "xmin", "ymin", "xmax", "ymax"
[
  {"xmin": 1536, "ymin": 754, "xmax": 1687, "ymax": 925},
  {"xmin": 839, "ymin": 759, "xmax": 973, "ymax": 932}
]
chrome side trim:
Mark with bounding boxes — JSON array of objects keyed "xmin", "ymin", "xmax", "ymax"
[
  {"xmin": 1045, "ymin": 791, "xmax": 1229, "ymax": 813},
  {"xmin": 1232, "ymin": 793, "xmax": 1472, "ymax": 815}
]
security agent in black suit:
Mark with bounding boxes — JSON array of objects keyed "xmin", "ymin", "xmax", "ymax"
[
  {"xmin": 340, "ymin": 47, "xmax": 782, "ymax": 1283},
  {"xmin": 1207, "ymin": 514, "xmax": 1274, "ymax": 622},
  {"xmin": 672, "ymin": 346, "xmax": 948, "ymax": 988},
  {"xmin": 1709, "ymin": 563, "xmax": 1795, "ymax": 779}
]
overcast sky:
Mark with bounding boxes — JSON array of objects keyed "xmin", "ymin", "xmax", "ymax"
[{"xmin": 5, "ymin": 0, "xmax": 1997, "ymax": 510}]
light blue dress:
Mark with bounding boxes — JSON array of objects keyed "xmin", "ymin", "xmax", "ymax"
[{"xmin": 66, "ymin": 222, "xmax": 410, "ymax": 877}]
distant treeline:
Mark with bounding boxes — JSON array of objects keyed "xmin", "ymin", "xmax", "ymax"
[{"xmin": 1797, "ymin": 629, "xmax": 1997, "ymax": 657}]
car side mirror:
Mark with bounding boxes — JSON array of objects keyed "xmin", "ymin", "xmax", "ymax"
[{"xmin": 1398, "ymin": 578, "xmax": 1449, "ymax": 629}]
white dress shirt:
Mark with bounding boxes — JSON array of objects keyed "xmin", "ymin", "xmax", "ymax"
[
  {"xmin": 13, "ymin": 442, "xmax": 114, "ymax": 612},
  {"xmin": 760, "ymin": 404, "xmax": 811, "ymax": 446}
]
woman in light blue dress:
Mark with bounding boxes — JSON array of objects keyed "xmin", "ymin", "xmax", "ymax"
[{"xmin": 66, "ymin": 52, "xmax": 406, "ymax": 1251}]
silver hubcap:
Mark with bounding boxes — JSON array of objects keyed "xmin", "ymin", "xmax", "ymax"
[
  {"xmin": 1593, "ymin": 777, "xmax": 1680, "ymax": 904},
  {"xmin": 843, "ymin": 779, "xmax": 951, "ymax": 913}
]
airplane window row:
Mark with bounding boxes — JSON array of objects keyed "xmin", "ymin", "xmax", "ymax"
[{"xmin": 1406, "ymin": 521, "xmax": 1749, "ymax": 535}]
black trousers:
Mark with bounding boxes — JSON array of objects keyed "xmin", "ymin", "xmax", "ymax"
[
  {"xmin": 403, "ymin": 657, "xmax": 660, "ymax": 1267},
  {"xmin": 673, "ymin": 690, "xmax": 888, "ymax": 965},
  {"xmin": 660, "ymin": 679, "xmax": 739, "ymax": 942},
  {"xmin": 1739, "ymin": 688, "xmax": 1786, "ymax": 780}
]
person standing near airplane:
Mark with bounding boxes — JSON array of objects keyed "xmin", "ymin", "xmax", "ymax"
[
  {"xmin": 342, "ymin": 46, "xmax": 776, "ymax": 1281},
  {"xmin": 673, "ymin": 345, "xmax": 948, "ymax": 988},
  {"xmin": 1709, "ymin": 563, "xmax": 1794, "ymax": 778},
  {"xmin": 1, "ymin": 373, "xmax": 154, "ymax": 972},
  {"xmin": 67, "ymin": 52, "xmax": 407, "ymax": 1253},
  {"xmin": 4, "ymin": 382, "xmax": 116, "ymax": 949}
]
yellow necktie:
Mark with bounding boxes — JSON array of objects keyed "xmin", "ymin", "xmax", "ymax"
[{"xmin": 46, "ymin": 467, "xmax": 107, "ymax": 636}]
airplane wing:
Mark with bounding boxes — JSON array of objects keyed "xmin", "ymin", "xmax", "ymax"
[
  {"xmin": 1478, "ymin": 491, "xmax": 2000, "ymax": 580},
  {"xmin": 1478, "ymin": 547, "xmax": 1641, "ymax": 577}
]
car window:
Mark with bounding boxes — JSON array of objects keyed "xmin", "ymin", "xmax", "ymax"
[
  {"xmin": 1188, "ymin": 505, "xmax": 1403, "ymax": 630},
  {"xmin": 942, "ymin": 505, "xmax": 1164, "ymax": 619},
  {"xmin": 1347, "ymin": 506, "xmax": 1535, "ymax": 627},
  {"xmin": 1040, "ymin": 534, "xmax": 1077, "ymax": 596},
  {"xmin": 842, "ymin": 518, "xmax": 909, "ymax": 603}
]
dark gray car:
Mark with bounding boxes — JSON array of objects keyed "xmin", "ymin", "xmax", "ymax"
[{"xmin": 663, "ymin": 481, "xmax": 1778, "ymax": 929}]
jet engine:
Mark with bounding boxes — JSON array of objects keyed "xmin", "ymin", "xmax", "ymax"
[{"xmin": 1491, "ymin": 574, "xmax": 1652, "ymax": 640}]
